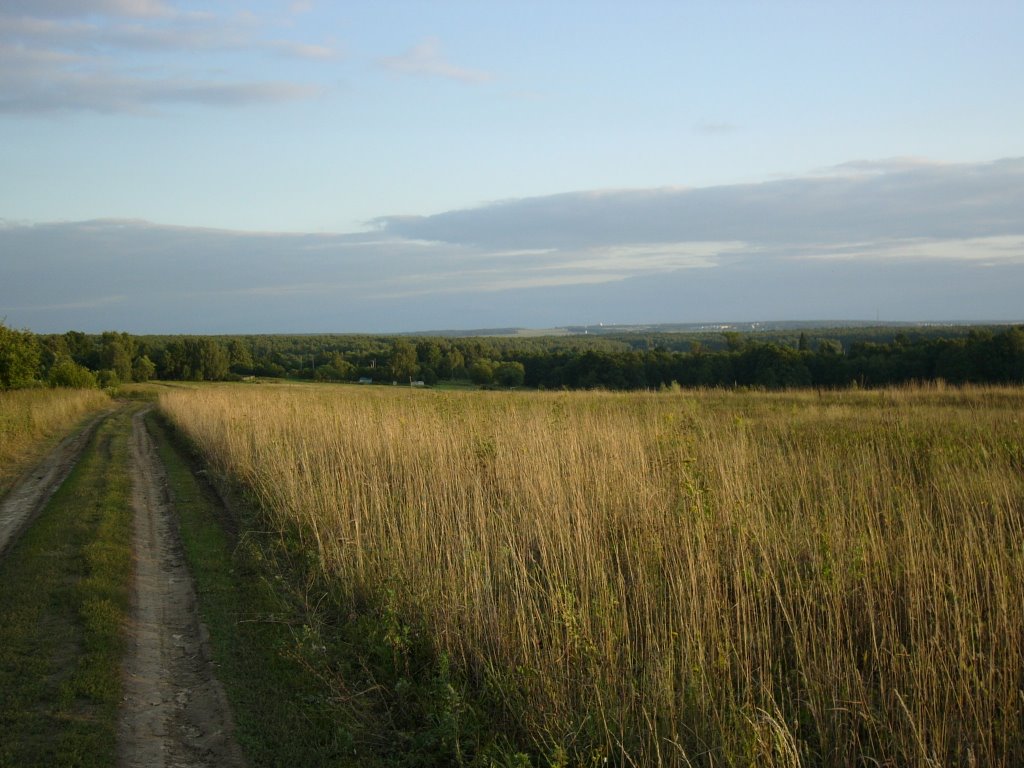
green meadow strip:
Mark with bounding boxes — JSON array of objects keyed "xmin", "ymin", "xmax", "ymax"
[{"xmin": 0, "ymin": 409, "xmax": 132, "ymax": 768}]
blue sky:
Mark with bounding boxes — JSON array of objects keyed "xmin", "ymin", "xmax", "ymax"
[{"xmin": 1, "ymin": 1, "xmax": 1023, "ymax": 333}]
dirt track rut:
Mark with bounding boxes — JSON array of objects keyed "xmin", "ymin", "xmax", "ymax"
[
  {"xmin": 0, "ymin": 410, "xmax": 108, "ymax": 557},
  {"xmin": 0, "ymin": 406, "xmax": 246, "ymax": 765},
  {"xmin": 117, "ymin": 407, "xmax": 246, "ymax": 767}
]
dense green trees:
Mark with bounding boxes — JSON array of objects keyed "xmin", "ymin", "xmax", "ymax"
[
  {"xmin": 0, "ymin": 323, "xmax": 41, "ymax": 389},
  {"xmin": 100, "ymin": 331, "xmax": 135, "ymax": 382},
  {"xmin": 132, "ymin": 355, "xmax": 156, "ymax": 382},
  {"xmin": 469, "ymin": 359, "xmax": 494, "ymax": 385},
  {"xmin": 48, "ymin": 358, "xmax": 98, "ymax": 388},
  {"xmin": 494, "ymin": 361, "xmax": 526, "ymax": 388},
  {"xmin": 4, "ymin": 324, "xmax": 1022, "ymax": 392},
  {"xmin": 388, "ymin": 339, "xmax": 419, "ymax": 382},
  {"xmin": 226, "ymin": 339, "xmax": 254, "ymax": 374},
  {"xmin": 158, "ymin": 338, "xmax": 230, "ymax": 381},
  {"xmin": 503, "ymin": 328, "xmax": 1024, "ymax": 390}
]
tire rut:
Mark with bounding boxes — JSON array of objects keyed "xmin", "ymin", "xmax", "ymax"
[
  {"xmin": 117, "ymin": 407, "xmax": 246, "ymax": 768},
  {"xmin": 0, "ymin": 409, "xmax": 110, "ymax": 559}
]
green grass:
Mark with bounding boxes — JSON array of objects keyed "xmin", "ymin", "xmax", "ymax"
[{"xmin": 0, "ymin": 409, "xmax": 132, "ymax": 768}]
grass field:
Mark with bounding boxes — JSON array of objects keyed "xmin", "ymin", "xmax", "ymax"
[
  {"xmin": 159, "ymin": 383, "xmax": 1024, "ymax": 766},
  {"xmin": 147, "ymin": 410, "xmax": 393, "ymax": 766},
  {"xmin": 0, "ymin": 409, "xmax": 133, "ymax": 767},
  {"xmin": 0, "ymin": 388, "xmax": 110, "ymax": 497}
]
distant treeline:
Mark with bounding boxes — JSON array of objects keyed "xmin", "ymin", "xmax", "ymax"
[
  {"xmin": 512, "ymin": 329, "xmax": 1024, "ymax": 389},
  {"xmin": 2, "ymin": 322, "xmax": 1023, "ymax": 390}
]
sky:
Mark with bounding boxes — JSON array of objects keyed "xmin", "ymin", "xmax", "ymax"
[{"xmin": 1, "ymin": 0, "xmax": 1023, "ymax": 334}]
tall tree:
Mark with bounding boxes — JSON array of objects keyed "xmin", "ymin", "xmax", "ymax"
[
  {"xmin": 389, "ymin": 340, "xmax": 419, "ymax": 382},
  {"xmin": 132, "ymin": 355, "xmax": 157, "ymax": 382},
  {"xmin": 0, "ymin": 323, "xmax": 41, "ymax": 389},
  {"xmin": 49, "ymin": 358, "xmax": 97, "ymax": 389},
  {"xmin": 226, "ymin": 338, "xmax": 254, "ymax": 373},
  {"xmin": 100, "ymin": 331, "xmax": 135, "ymax": 382},
  {"xmin": 494, "ymin": 361, "xmax": 526, "ymax": 388},
  {"xmin": 195, "ymin": 338, "xmax": 229, "ymax": 381}
]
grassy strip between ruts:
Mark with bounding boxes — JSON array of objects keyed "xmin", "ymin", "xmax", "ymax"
[
  {"xmin": 146, "ymin": 410, "xmax": 526, "ymax": 768},
  {"xmin": 0, "ymin": 408, "xmax": 132, "ymax": 768}
]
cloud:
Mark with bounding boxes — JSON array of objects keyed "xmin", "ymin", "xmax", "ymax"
[
  {"xmin": 813, "ymin": 156, "xmax": 941, "ymax": 176},
  {"xmin": 268, "ymin": 40, "xmax": 337, "ymax": 60},
  {"xmin": 6, "ymin": 0, "xmax": 178, "ymax": 19},
  {"xmin": 0, "ymin": 1, "xmax": 334, "ymax": 114},
  {"xmin": 0, "ymin": 56, "xmax": 319, "ymax": 113},
  {"xmin": 373, "ymin": 158, "xmax": 1024, "ymax": 250},
  {"xmin": 793, "ymin": 235, "xmax": 1024, "ymax": 264},
  {"xmin": 379, "ymin": 37, "xmax": 492, "ymax": 84},
  {"xmin": 2, "ymin": 295, "xmax": 127, "ymax": 312},
  {"xmin": 2, "ymin": 158, "xmax": 1023, "ymax": 332},
  {"xmin": 694, "ymin": 121, "xmax": 737, "ymax": 135}
]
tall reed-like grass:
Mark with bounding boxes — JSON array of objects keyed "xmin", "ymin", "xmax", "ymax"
[
  {"xmin": 160, "ymin": 384, "xmax": 1024, "ymax": 766},
  {"xmin": 0, "ymin": 388, "xmax": 110, "ymax": 496}
]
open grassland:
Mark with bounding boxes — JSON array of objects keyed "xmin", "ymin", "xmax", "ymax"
[
  {"xmin": 159, "ymin": 384, "xmax": 1024, "ymax": 766},
  {"xmin": 0, "ymin": 388, "xmax": 110, "ymax": 497}
]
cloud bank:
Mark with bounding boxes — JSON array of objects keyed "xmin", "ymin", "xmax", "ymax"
[
  {"xmin": 2, "ymin": 158, "xmax": 1023, "ymax": 333},
  {"xmin": 373, "ymin": 158, "xmax": 1024, "ymax": 249}
]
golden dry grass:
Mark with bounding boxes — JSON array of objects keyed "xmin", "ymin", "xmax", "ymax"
[
  {"xmin": 0, "ymin": 388, "xmax": 110, "ymax": 497},
  {"xmin": 160, "ymin": 383, "xmax": 1024, "ymax": 766}
]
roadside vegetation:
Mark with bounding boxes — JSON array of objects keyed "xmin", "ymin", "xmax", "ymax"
[
  {"xmin": 159, "ymin": 383, "xmax": 1024, "ymax": 766},
  {"xmin": 0, "ymin": 388, "xmax": 110, "ymax": 497},
  {"xmin": 0, "ymin": 410, "xmax": 133, "ymax": 767},
  {"xmin": 147, "ymin": 411, "xmax": 386, "ymax": 766}
]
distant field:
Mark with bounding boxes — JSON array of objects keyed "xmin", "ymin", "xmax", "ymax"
[
  {"xmin": 0, "ymin": 388, "xmax": 110, "ymax": 497},
  {"xmin": 159, "ymin": 384, "xmax": 1024, "ymax": 766}
]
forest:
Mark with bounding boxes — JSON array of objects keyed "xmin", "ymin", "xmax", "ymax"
[{"xmin": 2, "ymin": 321, "xmax": 1023, "ymax": 390}]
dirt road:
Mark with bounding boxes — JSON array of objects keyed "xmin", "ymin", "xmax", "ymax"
[
  {"xmin": 0, "ymin": 410, "xmax": 108, "ymax": 557},
  {"xmin": 0, "ymin": 404, "xmax": 246, "ymax": 766},
  {"xmin": 117, "ymin": 407, "xmax": 246, "ymax": 767}
]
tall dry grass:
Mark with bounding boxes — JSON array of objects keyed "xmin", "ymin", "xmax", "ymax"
[
  {"xmin": 0, "ymin": 388, "xmax": 110, "ymax": 496},
  {"xmin": 160, "ymin": 384, "xmax": 1024, "ymax": 766}
]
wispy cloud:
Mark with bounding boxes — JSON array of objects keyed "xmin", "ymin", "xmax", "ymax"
[
  {"xmin": 694, "ymin": 121, "xmax": 737, "ymax": 135},
  {"xmin": 0, "ymin": 1, "xmax": 335, "ymax": 114},
  {"xmin": 794, "ymin": 236, "xmax": 1024, "ymax": 264},
  {"xmin": 267, "ymin": 40, "xmax": 337, "ymax": 60},
  {"xmin": 13, "ymin": 0, "xmax": 179, "ymax": 19},
  {"xmin": 0, "ymin": 64, "xmax": 320, "ymax": 114},
  {"xmin": 3, "ymin": 294, "xmax": 127, "ymax": 312},
  {"xmin": 813, "ymin": 157, "xmax": 941, "ymax": 176},
  {"xmin": 379, "ymin": 37, "xmax": 492, "ymax": 85}
]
